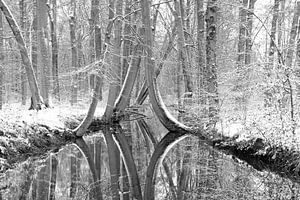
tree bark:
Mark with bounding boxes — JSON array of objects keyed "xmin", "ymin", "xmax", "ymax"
[
  {"xmin": 285, "ymin": 2, "xmax": 300, "ymax": 68},
  {"xmin": 196, "ymin": 0, "xmax": 205, "ymax": 108},
  {"xmin": 37, "ymin": 0, "xmax": 50, "ymax": 107},
  {"xmin": 103, "ymin": 0, "xmax": 122, "ymax": 120},
  {"xmin": 0, "ymin": 12, "xmax": 3, "ymax": 110},
  {"xmin": 205, "ymin": 0, "xmax": 219, "ymax": 127},
  {"xmin": 0, "ymin": 0, "xmax": 43, "ymax": 110},
  {"xmin": 19, "ymin": 0, "xmax": 27, "ymax": 106},
  {"xmin": 50, "ymin": 0, "xmax": 60, "ymax": 101},
  {"xmin": 70, "ymin": 0, "xmax": 78, "ymax": 106}
]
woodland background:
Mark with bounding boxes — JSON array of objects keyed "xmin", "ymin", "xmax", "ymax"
[{"xmin": 1, "ymin": 0, "xmax": 300, "ymax": 199}]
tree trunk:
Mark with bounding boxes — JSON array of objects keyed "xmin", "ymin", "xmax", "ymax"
[
  {"xmin": 103, "ymin": 0, "xmax": 122, "ymax": 120},
  {"xmin": 74, "ymin": 0, "xmax": 103, "ymax": 137},
  {"xmin": 196, "ymin": 0, "xmax": 205, "ymax": 109},
  {"xmin": 89, "ymin": 0, "xmax": 99, "ymax": 90},
  {"xmin": 0, "ymin": 0, "xmax": 43, "ymax": 110},
  {"xmin": 265, "ymin": 0, "xmax": 279, "ymax": 107},
  {"xmin": 0, "ymin": 12, "xmax": 3, "ymax": 110},
  {"xmin": 171, "ymin": 0, "xmax": 193, "ymax": 95},
  {"xmin": 69, "ymin": 0, "xmax": 78, "ymax": 106},
  {"xmin": 205, "ymin": 0, "xmax": 219, "ymax": 127},
  {"xmin": 269, "ymin": 0, "xmax": 279, "ymax": 65},
  {"xmin": 19, "ymin": 0, "xmax": 27, "ymax": 106},
  {"xmin": 50, "ymin": 0, "xmax": 60, "ymax": 101},
  {"xmin": 37, "ymin": 0, "xmax": 50, "ymax": 107}
]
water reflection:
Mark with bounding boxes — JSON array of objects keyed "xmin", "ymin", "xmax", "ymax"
[{"xmin": 1, "ymin": 121, "xmax": 298, "ymax": 200}]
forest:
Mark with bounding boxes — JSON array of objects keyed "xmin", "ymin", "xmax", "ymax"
[{"xmin": 1, "ymin": 0, "xmax": 300, "ymax": 199}]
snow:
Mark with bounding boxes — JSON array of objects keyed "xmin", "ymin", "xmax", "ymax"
[{"xmin": 0, "ymin": 103, "xmax": 106, "ymax": 129}]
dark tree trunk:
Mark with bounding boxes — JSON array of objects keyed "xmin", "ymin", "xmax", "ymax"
[{"xmin": 205, "ymin": 0, "xmax": 219, "ymax": 127}]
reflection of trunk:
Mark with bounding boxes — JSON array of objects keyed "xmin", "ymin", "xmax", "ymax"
[
  {"xmin": 36, "ymin": 160, "xmax": 50, "ymax": 199},
  {"xmin": 75, "ymin": 138, "xmax": 103, "ymax": 199},
  {"xmin": 144, "ymin": 131, "xmax": 189, "ymax": 200},
  {"xmin": 50, "ymin": 0, "xmax": 60, "ymax": 101},
  {"xmin": 19, "ymin": 162, "xmax": 35, "ymax": 200},
  {"xmin": 111, "ymin": 126, "xmax": 142, "ymax": 200},
  {"xmin": 136, "ymin": 119, "xmax": 177, "ymax": 199},
  {"xmin": 0, "ymin": 12, "xmax": 3, "ymax": 109},
  {"xmin": 37, "ymin": 0, "xmax": 50, "ymax": 107},
  {"xmin": 70, "ymin": 0, "xmax": 78, "ymax": 105},
  {"xmin": 0, "ymin": 0, "xmax": 43, "ymax": 110},
  {"xmin": 20, "ymin": 0, "xmax": 27, "ymax": 105},
  {"xmin": 48, "ymin": 154, "xmax": 58, "ymax": 200},
  {"xmin": 104, "ymin": 130, "xmax": 120, "ymax": 200},
  {"xmin": 70, "ymin": 152, "xmax": 78, "ymax": 198}
]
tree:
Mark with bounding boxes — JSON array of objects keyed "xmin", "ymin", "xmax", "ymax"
[
  {"xmin": 4, "ymin": 1, "xmax": 300, "ymax": 199},
  {"xmin": 205, "ymin": 0, "xmax": 219, "ymax": 127},
  {"xmin": 19, "ymin": 0, "xmax": 27, "ymax": 106},
  {"xmin": 50, "ymin": 0, "xmax": 60, "ymax": 101},
  {"xmin": 69, "ymin": 0, "xmax": 78, "ymax": 106},
  {"xmin": 0, "ymin": 12, "xmax": 3, "ymax": 110},
  {"xmin": 37, "ymin": 0, "xmax": 51, "ymax": 107},
  {"xmin": 0, "ymin": 0, "xmax": 44, "ymax": 110}
]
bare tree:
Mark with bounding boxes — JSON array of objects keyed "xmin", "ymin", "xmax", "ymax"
[{"xmin": 0, "ymin": 0, "xmax": 44, "ymax": 110}]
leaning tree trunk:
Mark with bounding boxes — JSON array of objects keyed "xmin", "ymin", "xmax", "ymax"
[
  {"xmin": 0, "ymin": 0, "xmax": 43, "ymax": 110},
  {"xmin": 19, "ymin": 0, "xmax": 27, "ymax": 106}
]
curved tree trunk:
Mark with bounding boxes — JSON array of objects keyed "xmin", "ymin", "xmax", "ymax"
[
  {"xmin": 140, "ymin": 0, "xmax": 191, "ymax": 133},
  {"xmin": 0, "ymin": 0, "xmax": 43, "ymax": 110}
]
